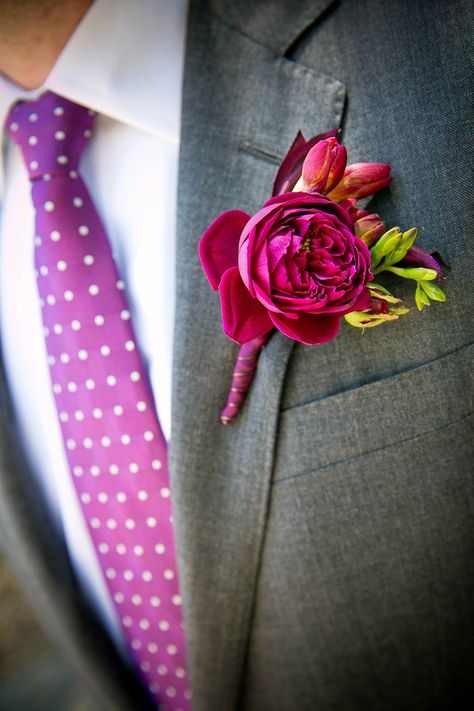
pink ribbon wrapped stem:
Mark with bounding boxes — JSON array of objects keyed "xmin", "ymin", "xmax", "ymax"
[{"xmin": 220, "ymin": 332, "xmax": 272, "ymax": 425}]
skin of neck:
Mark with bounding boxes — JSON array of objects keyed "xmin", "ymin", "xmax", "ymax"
[{"xmin": 0, "ymin": 0, "xmax": 93, "ymax": 89}]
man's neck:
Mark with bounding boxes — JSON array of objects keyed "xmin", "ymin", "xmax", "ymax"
[{"xmin": 0, "ymin": 0, "xmax": 93, "ymax": 89}]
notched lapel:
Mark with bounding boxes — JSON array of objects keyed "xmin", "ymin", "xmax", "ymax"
[{"xmin": 170, "ymin": 2, "xmax": 346, "ymax": 708}]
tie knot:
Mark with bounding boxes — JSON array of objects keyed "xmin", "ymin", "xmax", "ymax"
[{"xmin": 6, "ymin": 91, "xmax": 95, "ymax": 179}]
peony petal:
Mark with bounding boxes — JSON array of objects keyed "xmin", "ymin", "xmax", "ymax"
[
  {"xmin": 199, "ymin": 210, "xmax": 250, "ymax": 290},
  {"xmin": 219, "ymin": 267, "xmax": 273, "ymax": 344},
  {"xmin": 269, "ymin": 311, "xmax": 340, "ymax": 345}
]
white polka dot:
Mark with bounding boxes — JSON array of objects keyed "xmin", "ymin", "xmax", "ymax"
[
  {"xmin": 54, "ymin": 106, "xmax": 64, "ymax": 116},
  {"xmin": 57, "ymin": 260, "xmax": 67, "ymax": 272},
  {"xmin": 34, "ymin": 235, "xmax": 41, "ymax": 246},
  {"xmin": 74, "ymin": 410, "xmax": 84, "ymax": 421},
  {"xmin": 66, "ymin": 438, "xmax": 76, "ymax": 450},
  {"xmin": 84, "ymin": 129, "xmax": 92, "ymax": 138},
  {"xmin": 73, "ymin": 197, "xmax": 83, "ymax": 208},
  {"xmin": 116, "ymin": 543, "xmax": 127, "ymax": 555},
  {"xmin": 159, "ymin": 620, "xmax": 170, "ymax": 631},
  {"xmin": 28, "ymin": 113, "xmax": 38, "ymax": 122},
  {"xmin": 121, "ymin": 434, "xmax": 131, "ymax": 445},
  {"xmin": 10, "ymin": 122, "xmax": 18, "ymax": 131},
  {"xmin": 149, "ymin": 682, "xmax": 160, "ymax": 694},
  {"xmin": 114, "ymin": 592, "xmax": 125, "ymax": 604},
  {"xmin": 30, "ymin": 160, "xmax": 38, "ymax": 170},
  {"xmin": 150, "ymin": 596, "xmax": 161, "ymax": 607},
  {"xmin": 54, "ymin": 130, "xmax": 65, "ymax": 140},
  {"xmin": 146, "ymin": 517, "xmax": 157, "ymax": 528},
  {"xmin": 69, "ymin": 170, "xmax": 78, "ymax": 178},
  {"xmin": 131, "ymin": 594, "xmax": 142, "ymax": 606},
  {"xmin": 125, "ymin": 518, "xmax": 136, "ymax": 530},
  {"xmin": 94, "ymin": 314, "xmax": 105, "ymax": 326},
  {"xmin": 92, "ymin": 407, "xmax": 103, "ymax": 419},
  {"xmin": 78, "ymin": 225, "xmax": 89, "ymax": 235},
  {"xmin": 122, "ymin": 616, "xmax": 133, "ymax": 627},
  {"xmin": 184, "ymin": 689, "xmax": 192, "ymax": 700},
  {"xmin": 64, "ymin": 290, "xmax": 74, "ymax": 301},
  {"xmin": 164, "ymin": 569, "xmax": 175, "ymax": 580},
  {"xmin": 83, "ymin": 437, "xmax": 93, "ymax": 449},
  {"xmin": 46, "ymin": 294, "xmax": 56, "ymax": 305},
  {"xmin": 89, "ymin": 284, "xmax": 99, "ymax": 295},
  {"xmin": 39, "ymin": 265, "xmax": 49, "ymax": 276},
  {"xmin": 43, "ymin": 326, "xmax": 50, "ymax": 336},
  {"xmin": 116, "ymin": 279, "xmax": 125, "ymax": 290},
  {"xmin": 83, "ymin": 255, "xmax": 94, "ymax": 266},
  {"xmin": 59, "ymin": 351, "xmax": 69, "ymax": 363},
  {"xmin": 101, "ymin": 435, "xmax": 111, "ymax": 447},
  {"xmin": 106, "ymin": 375, "xmax": 116, "ymax": 386},
  {"xmin": 47, "ymin": 355, "xmax": 56, "ymax": 366},
  {"xmin": 152, "ymin": 460, "xmax": 162, "ymax": 470},
  {"xmin": 109, "ymin": 464, "xmax": 119, "ymax": 475},
  {"xmin": 44, "ymin": 201, "xmax": 54, "ymax": 212},
  {"xmin": 125, "ymin": 340, "xmax": 135, "ymax": 352},
  {"xmin": 142, "ymin": 571, "xmax": 153, "ymax": 582},
  {"xmin": 116, "ymin": 492, "xmax": 127, "ymax": 503},
  {"xmin": 71, "ymin": 320, "xmax": 81, "ymax": 331},
  {"xmin": 120, "ymin": 309, "xmax": 131, "ymax": 320},
  {"xmin": 157, "ymin": 664, "xmax": 167, "ymax": 675},
  {"xmin": 113, "ymin": 404, "xmax": 123, "ymax": 416},
  {"xmin": 131, "ymin": 639, "xmax": 141, "ymax": 650},
  {"xmin": 78, "ymin": 349, "xmax": 88, "ymax": 360},
  {"xmin": 175, "ymin": 667, "xmax": 186, "ymax": 679},
  {"xmin": 129, "ymin": 462, "xmax": 139, "ymax": 474},
  {"xmin": 59, "ymin": 411, "xmax": 69, "ymax": 422},
  {"xmin": 166, "ymin": 687, "xmax": 176, "ymax": 698},
  {"xmin": 144, "ymin": 430, "xmax": 154, "ymax": 442},
  {"xmin": 90, "ymin": 517, "xmax": 101, "ymax": 528},
  {"xmin": 97, "ymin": 492, "xmax": 108, "ymax": 503},
  {"xmin": 139, "ymin": 618, "xmax": 150, "ymax": 630},
  {"xmin": 100, "ymin": 345, "xmax": 111, "ymax": 356},
  {"xmin": 28, "ymin": 136, "xmax": 38, "ymax": 146},
  {"xmin": 57, "ymin": 155, "xmax": 68, "ymax": 165},
  {"xmin": 85, "ymin": 378, "xmax": 95, "ymax": 390},
  {"xmin": 161, "ymin": 487, "xmax": 171, "ymax": 498},
  {"xmin": 52, "ymin": 382, "xmax": 62, "ymax": 394},
  {"xmin": 136, "ymin": 400, "xmax": 146, "ymax": 412},
  {"xmin": 133, "ymin": 545, "xmax": 144, "ymax": 556},
  {"xmin": 43, "ymin": 173, "xmax": 51, "ymax": 181},
  {"xmin": 154, "ymin": 543, "xmax": 166, "ymax": 555},
  {"xmin": 98, "ymin": 542, "xmax": 109, "ymax": 554},
  {"xmin": 147, "ymin": 642, "xmax": 158, "ymax": 653},
  {"xmin": 167, "ymin": 644, "xmax": 178, "ymax": 656},
  {"xmin": 90, "ymin": 465, "xmax": 100, "ymax": 476},
  {"xmin": 106, "ymin": 568, "xmax": 116, "ymax": 579},
  {"xmin": 73, "ymin": 466, "xmax": 83, "ymax": 477},
  {"xmin": 140, "ymin": 660, "xmax": 151, "ymax": 672},
  {"xmin": 106, "ymin": 518, "xmax": 117, "ymax": 529},
  {"xmin": 130, "ymin": 371, "xmax": 140, "ymax": 382},
  {"xmin": 172, "ymin": 595, "xmax": 183, "ymax": 607},
  {"xmin": 137, "ymin": 490, "xmax": 148, "ymax": 501},
  {"xmin": 124, "ymin": 570, "xmax": 134, "ymax": 582}
]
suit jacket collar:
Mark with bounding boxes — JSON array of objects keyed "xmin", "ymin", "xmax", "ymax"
[
  {"xmin": 171, "ymin": 1, "xmax": 345, "ymax": 707},
  {"xmin": 208, "ymin": 0, "xmax": 336, "ymax": 55}
]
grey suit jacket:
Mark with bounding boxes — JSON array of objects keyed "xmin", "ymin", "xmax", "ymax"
[{"xmin": 0, "ymin": 1, "xmax": 473, "ymax": 709}]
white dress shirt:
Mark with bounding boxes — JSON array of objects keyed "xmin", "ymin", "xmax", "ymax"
[{"xmin": 0, "ymin": 0, "xmax": 188, "ymax": 649}]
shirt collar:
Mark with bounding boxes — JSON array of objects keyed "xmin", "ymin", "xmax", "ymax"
[{"xmin": 0, "ymin": 0, "xmax": 188, "ymax": 145}]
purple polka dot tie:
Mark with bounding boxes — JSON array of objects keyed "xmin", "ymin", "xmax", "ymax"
[{"xmin": 6, "ymin": 92, "xmax": 191, "ymax": 711}]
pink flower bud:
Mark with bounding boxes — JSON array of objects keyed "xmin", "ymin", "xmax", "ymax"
[
  {"xmin": 300, "ymin": 137, "xmax": 347, "ymax": 194},
  {"xmin": 354, "ymin": 213, "xmax": 386, "ymax": 246},
  {"xmin": 327, "ymin": 162, "xmax": 392, "ymax": 201}
]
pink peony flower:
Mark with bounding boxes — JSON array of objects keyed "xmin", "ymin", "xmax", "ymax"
[{"xmin": 199, "ymin": 192, "xmax": 373, "ymax": 346}]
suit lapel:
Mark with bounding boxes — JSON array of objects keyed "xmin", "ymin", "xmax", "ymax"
[{"xmin": 170, "ymin": 1, "xmax": 344, "ymax": 708}]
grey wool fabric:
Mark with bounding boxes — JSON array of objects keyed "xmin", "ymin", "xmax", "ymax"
[{"xmin": 0, "ymin": 1, "xmax": 473, "ymax": 710}]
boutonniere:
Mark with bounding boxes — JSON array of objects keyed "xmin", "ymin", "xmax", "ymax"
[{"xmin": 199, "ymin": 130, "xmax": 447, "ymax": 424}]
